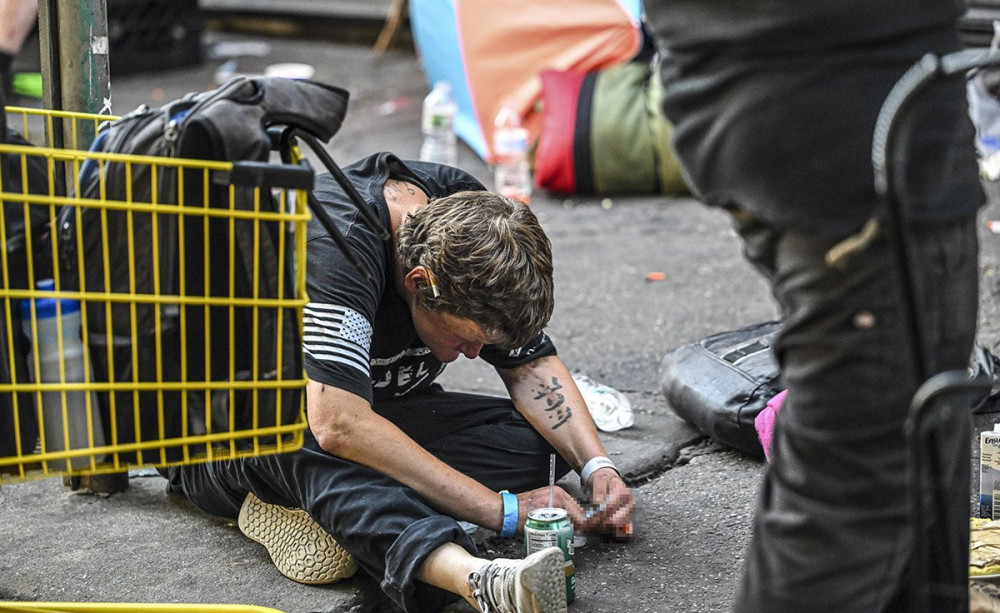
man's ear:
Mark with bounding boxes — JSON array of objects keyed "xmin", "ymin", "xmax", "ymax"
[{"xmin": 403, "ymin": 266, "xmax": 433, "ymax": 299}]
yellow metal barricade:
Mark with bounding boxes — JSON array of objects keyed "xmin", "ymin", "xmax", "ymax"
[
  {"xmin": 0, "ymin": 604, "xmax": 287, "ymax": 613},
  {"xmin": 0, "ymin": 106, "xmax": 310, "ymax": 483}
]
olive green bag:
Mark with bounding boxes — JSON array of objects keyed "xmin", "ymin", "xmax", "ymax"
[{"xmin": 536, "ymin": 51, "xmax": 687, "ymax": 196}]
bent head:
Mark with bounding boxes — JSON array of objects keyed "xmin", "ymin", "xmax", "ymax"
[{"xmin": 396, "ymin": 190, "xmax": 554, "ymax": 352}]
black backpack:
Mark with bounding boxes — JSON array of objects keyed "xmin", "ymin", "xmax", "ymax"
[
  {"xmin": 56, "ymin": 77, "xmax": 350, "ymax": 464},
  {"xmin": 658, "ymin": 321, "xmax": 782, "ymax": 460},
  {"xmin": 659, "ymin": 321, "xmax": 1000, "ymax": 460}
]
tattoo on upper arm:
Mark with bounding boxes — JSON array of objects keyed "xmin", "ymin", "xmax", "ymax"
[
  {"xmin": 385, "ymin": 180, "xmax": 402, "ymax": 204},
  {"xmin": 533, "ymin": 376, "xmax": 573, "ymax": 430},
  {"xmin": 385, "ymin": 180, "xmax": 418, "ymax": 205}
]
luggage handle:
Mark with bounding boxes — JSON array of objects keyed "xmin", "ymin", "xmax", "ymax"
[
  {"xmin": 286, "ymin": 129, "xmax": 391, "ymax": 241},
  {"xmin": 873, "ymin": 48, "xmax": 998, "ymax": 381},
  {"xmin": 223, "ymin": 160, "xmax": 314, "ymax": 191},
  {"xmin": 266, "ymin": 127, "xmax": 393, "ymax": 284},
  {"xmin": 872, "ymin": 48, "xmax": 1000, "ymax": 612}
]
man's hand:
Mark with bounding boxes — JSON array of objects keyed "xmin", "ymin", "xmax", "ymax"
[
  {"xmin": 499, "ymin": 356, "xmax": 637, "ymax": 538},
  {"xmin": 515, "ymin": 485, "xmax": 585, "ymax": 534},
  {"xmin": 582, "ymin": 467, "xmax": 635, "ymax": 537}
]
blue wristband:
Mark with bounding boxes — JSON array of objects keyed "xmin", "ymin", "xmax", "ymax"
[{"xmin": 500, "ymin": 491, "xmax": 518, "ymax": 538}]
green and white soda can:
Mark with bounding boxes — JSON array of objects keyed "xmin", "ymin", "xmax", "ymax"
[{"xmin": 524, "ymin": 507, "xmax": 575, "ymax": 602}]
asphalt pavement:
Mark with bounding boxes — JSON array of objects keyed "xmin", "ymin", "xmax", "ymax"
[{"xmin": 2, "ymin": 18, "xmax": 1000, "ymax": 613}]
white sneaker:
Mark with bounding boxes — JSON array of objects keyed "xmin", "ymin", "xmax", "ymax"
[
  {"xmin": 573, "ymin": 373, "xmax": 634, "ymax": 432},
  {"xmin": 468, "ymin": 547, "xmax": 567, "ymax": 613},
  {"xmin": 237, "ymin": 492, "xmax": 357, "ymax": 585}
]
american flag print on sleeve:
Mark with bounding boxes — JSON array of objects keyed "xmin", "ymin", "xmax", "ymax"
[{"xmin": 303, "ymin": 302, "xmax": 373, "ymax": 377}]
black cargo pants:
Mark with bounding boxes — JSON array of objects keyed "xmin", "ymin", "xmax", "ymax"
[{"xmin": 166, "ymin": 385, "xmax": 570, "ymax": 613}]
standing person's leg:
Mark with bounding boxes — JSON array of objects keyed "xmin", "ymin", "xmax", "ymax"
[{"xmin": 730, "ymin": 212, "xmax": 979, "ymax": 613}]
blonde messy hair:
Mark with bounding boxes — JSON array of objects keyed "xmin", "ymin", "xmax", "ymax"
[{"xmin": 395, "ymin": 191, "xmax": 554, "ymax": 349}]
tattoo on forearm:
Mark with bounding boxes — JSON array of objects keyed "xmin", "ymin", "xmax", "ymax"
[{"xmin": 533, "ymin": 376, "xmax": 573, "ymax": 430}]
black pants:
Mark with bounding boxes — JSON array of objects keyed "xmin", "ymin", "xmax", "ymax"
[
  {"xmin": 168, "ymin": 385, "xmax": 570, "ymax": 613},
  {"xmin": 731, "ymin": 212, "xmax": 979, "ymax": 613}
]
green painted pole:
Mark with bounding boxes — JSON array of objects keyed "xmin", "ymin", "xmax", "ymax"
[
  {"xmin": 38, "ymin": 0, "xmax": 112, "ymax": 151},
  {"xmin": 38, "ymin": 0, "xmax": 126, "ymax": 495}
]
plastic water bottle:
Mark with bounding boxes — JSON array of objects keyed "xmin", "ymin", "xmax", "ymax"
[
  {"xmin": 419, "ymin": 81, "xmax": 457, "ymax": 167},
  {"xmin": 493, "ymin": 101, "xmax": 532, "ymax": 204},
  {"xmin": 20, "ymin": 279, "xmax": 104, "ymax": 468}
]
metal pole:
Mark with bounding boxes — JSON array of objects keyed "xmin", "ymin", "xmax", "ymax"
[
  {"xmin": 38, "ymin": 0, "xmax": 111, "ymax": 150},
  {"xmin": 37, "ymin": 0, "xmax": 125, "ymax": 494}
]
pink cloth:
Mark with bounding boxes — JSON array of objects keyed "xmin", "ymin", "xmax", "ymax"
[{"xmin": 755, "ymin": 389, "xmax": 788, "ymax": 461}]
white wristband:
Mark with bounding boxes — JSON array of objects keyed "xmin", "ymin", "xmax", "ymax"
[{"xmin": 580, "ymin": 456, "xmax": 619, "ymax": 486}]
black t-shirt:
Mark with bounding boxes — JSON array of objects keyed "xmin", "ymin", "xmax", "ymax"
[
  {"xmin": 646, "ymin": 0, "xmax": 984, "ymax": 236},
  {"xmin": 302, "ymin": 152, "xmax": 557, "ymax": 404}
]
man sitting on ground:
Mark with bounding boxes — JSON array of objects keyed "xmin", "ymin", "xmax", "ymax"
[{"xmin": 164, "ymin": 152, "xmax": 635, "ymax": 613}]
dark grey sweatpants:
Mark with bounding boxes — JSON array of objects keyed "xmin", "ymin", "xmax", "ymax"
[{"xmin": 167, "ymin": 385, "xmax": 570, "ymax": 613}]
